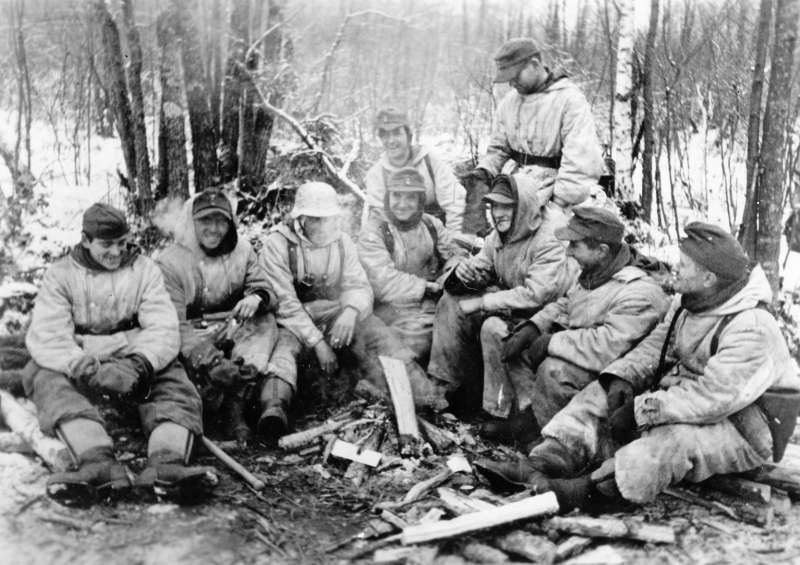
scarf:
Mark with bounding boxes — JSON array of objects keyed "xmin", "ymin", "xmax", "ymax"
[
  {"xmin": 681, "ymin": 272, "xmax": 750, "ymax": 313},
  {"xmin": 578, "ymin": 244, "xmax": 631, "ymax": 290}
]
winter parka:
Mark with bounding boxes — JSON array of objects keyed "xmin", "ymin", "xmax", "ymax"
[{"xmin": 478, "ymin": 74, "xmax": 605, "ymax": 207}]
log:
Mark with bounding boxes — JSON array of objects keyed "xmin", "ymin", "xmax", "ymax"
[
  {"xmin": 702, "ymin": 475, "xmax": 771, "ymax": 504},
  {"xmin": 436, "ymin": 487, "xmax": 496, "ymax": 516},
  {"xmin": 345, "ymin": 423, "xmax": 384, "ymax": 487},
  {"xmin": 544, "ymin": 516, "xmax": 675, "ymax": 544},
  {"xmin": 417, "ymin": 416, "xmax": 458, "ymax": 451},
  {"xmin": 401, "ymin": 492, "xmax": 559, "ymax": 545},
  {"xmin": 379, "ymin": 356, "xmax": 420, "ymax": 440},
  {"xmin": 554, "ymin": 536, "xmax": 592, "ymax": 562},
  {"xmin": 496, "ymin": 530, "xmax": 557, "ymax": 564},
  {"xmin": 278, "ymin": 419, "xmax": 349, "ymax": 450},
  {"xmin": 0, "ymin": 390, "xmax": 71, "ymax": 471},
  {"xmin": 688, "ymin": 484, "xmax": 773, "ymax": 527}
]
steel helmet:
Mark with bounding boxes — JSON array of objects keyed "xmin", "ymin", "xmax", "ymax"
[{"xmin": 291, "ymin": 182, "xmax": 342, "ymax": 218}]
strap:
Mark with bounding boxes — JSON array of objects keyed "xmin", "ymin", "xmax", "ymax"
[
  {"xmin": 709, "ymin": 303, "xmax": 769, "ymax": 356},
  {"xmin": 655, "ymin": 306, "xmax": 685, "ymax": 382},
  {"xmin": 423, "ymin": 153, "xmax": 436, "ymax": 189},
  {"xmin": 287, "ymin": 240, "xmax": 299, "ymax": 282},
  {"xmin": 421, "ymin": 215, "xmax": 443, "ymax": 268},
  {"xmin": 508, "ymin": 148, "xmax": 561, "ymax": 169},
  {"xmin": 380, "ymin": 220, "xmax": 395, "ymax": 257}
]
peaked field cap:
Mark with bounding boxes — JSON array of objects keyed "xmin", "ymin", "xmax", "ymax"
[
  {"xmin": 387, "ymin": 168, "xmax": 426, "ymax": 192},
  {"xmin": 193, "ymin": 189, "xmax": 233, "ymax": 220},
  {"xmin": 82, "ymin": 202, "xmax": 130, "ymax": 239},
  {"xmin": 482, "ymin": 177, "xmax": 517, "ymax": 205},
  {"xmin": 555, "ymin": 206, "xmax": 625, "ymax": 243},
  {"xmin": 493, "ymin": 37, "xmax": 541, "ymax": 83},
  {"xmin": 374, "ymin": 107, "xmax": 410, "ymax": 131},
  {"xmin": 291, "ymin": 181, "xmax": 341, "ymax": 218},
  {"xmin": 680, "ymin": 221, "xmax": 749, "ymax": 280}
]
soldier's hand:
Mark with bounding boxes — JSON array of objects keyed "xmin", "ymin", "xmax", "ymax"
[
  {"xmin": 88, "ymin": 355, "xmax": 150, "ymax": 396},
  {"xmin": 232, "ymin": 295, "xmax": 261, "ymax": 320},
  {"xmin": 524, "ymin": 333, "xmax": 552, "ymax": 372},
  {"xmin": 424, "ymin": 281, "xmax": 443, "ymax": 300},
  {"xmin": 314, "ymin": 341, "xmax": 339, "ymax": 374},
  {"xmin": 329, "ymin": 307, "xmax": 358, "ymax": 349},
  {"xmin": 70, "ymin": 354, "xmax": 100, "ymax": 381},
  {"xmin": 501, "ymin": 321, "xmax": 541, "ymax": 362},
  {"xmin": 455, "ymin": 260, "xmax": 482, "ymax": 286},
  {"xmin": 604, "ymin": 376, "xmax": 634, "ymax": 414},
  {"xmin": 609, "ymin": 398, "xmax": 638, "ymax": 445}
]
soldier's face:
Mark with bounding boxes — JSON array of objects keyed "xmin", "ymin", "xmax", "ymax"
[
  {"xmin": 388, "ymin": 191, "xmax": 421, "ymax": 221},
  {"xmin": 490, "ymin": 203, "xmax": 515, "ymax": 234},
  {"xmin": 194, "ymin": 212, "xmax": 230, "ymax": 250},
  {"xmin": 510, "ymin": 59, "xmax": 548, "ymax": 94},
  {"xmin": 81, "ymin": 233, "xmax": 129, "ymax": 270},
  {"xmin": 378, "ymin": 126, "xmax": 411, "ymax": 166},
  {"xmin": 673, "ymin": 252, "xmax": 716, "ymax": 295},
  {"xmin": 566, "ymin": 239, "xmax": 607, "ymax": 270},
  {"xmin": 301, "ymin": 215, "xmax": 339, "ymax": 245}
]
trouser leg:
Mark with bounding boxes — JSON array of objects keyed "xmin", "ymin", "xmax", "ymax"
[
  {"xmin": 480, "ymin": 316, "xmax": 536, "ymax": 418},
  {"xmin": 138, "ymin": 361, "xmax": 203, "ymax": 437},
  {"xmin": 530, "ymin": 357, "xmax": 596, "ymax": 428},
  {"xmin": 428, "ymin": 292, "xmax": 485, "ymax": 390}
]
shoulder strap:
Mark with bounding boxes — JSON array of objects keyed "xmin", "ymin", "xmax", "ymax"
[
  {"xmin": 656, "ymin": 306, "xmax": 685, "ymax": 380},
  {"xmin": 423, "ymin": 154, "xmax": 436, "ymax": 189},
  {"xmin": 338, "ymin": 237, "xmax": 345, "ymax": 281},
  {"xmin": 380, "ymin": 221, "xmax": 395, "ymax": 257},
  {"xmin": 287, "ymin": 240, "xmax": 299, "ymax": 282},
  {"xmin": 421, "ymin": 215, "xmax": 442, "ymax": 267},
  {"xmin": 709, "ymin": 303, "xmax": 769, "ymax": 355}
]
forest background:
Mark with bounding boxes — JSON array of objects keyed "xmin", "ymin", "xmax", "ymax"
[{"xmin": 0, "ymin": 0, "xmax": 798, "ymax": 330}]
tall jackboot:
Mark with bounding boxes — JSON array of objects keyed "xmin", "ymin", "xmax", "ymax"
[
  {"xmin": 479, "ymin": 406, "xmax": 541, "ymax": 451},
  {"xmin": 47, "ymin": 418, "xmax": 131, "ymax": 507},
  {"xmin": 135, "ymin": 422, "xmax": 218, "ymax": 503},
  {"xmin": 257, "ymin": 376, "xmax": 293, "ymax": 446}
]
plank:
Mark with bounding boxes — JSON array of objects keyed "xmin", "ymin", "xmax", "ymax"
[{"xmin": 379, "ymin": 356, "xmax": 420, "ymax": 439}]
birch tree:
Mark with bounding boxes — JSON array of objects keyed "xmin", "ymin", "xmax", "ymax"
[{"xmin": 611, "ymin": 0, "xmax": 636, "ymax": 201}]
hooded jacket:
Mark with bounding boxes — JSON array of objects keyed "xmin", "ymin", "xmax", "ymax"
[
  {"xmin": 358, "ymin": 211, "xmax": 461, "ymax": 305},
  {"xmin": 156, "ymin": 194, "xmax": 277, "ymax": 357},
  {"xmin": 605, "ymin": 266, "xmax": 800, "ymax": 429},
  {"xmin": 26, "ymin": 251, "xmax": 179, "ymax": 377},
  {"xmin": 364, "ymin": 145, "xmax": 466, "ymax": 234},
  {"xmin": 478, "ymin": 74, "xmax": 605, "ymax": 207},
  {"xmin": 451, "ymin": 174, "xmax": 578, "ymax": 313},
  {"xmin": 261, "ymin": 221, "xmax": 373, "ymax": 348},
  {"xmin": 531, "ymin": 262, "xmax": 670, "ymax": 372}
]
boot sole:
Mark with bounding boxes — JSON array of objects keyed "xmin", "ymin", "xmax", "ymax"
[{"xmin": 47, "ymin": 479, "xmax": 132, "ymax": 508}]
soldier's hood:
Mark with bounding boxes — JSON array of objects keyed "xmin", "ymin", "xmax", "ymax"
[
  {"xmin": 696, "ymin": 265, "xmax": 774, "ymax": 317},
  {"xmin": 174, "ymin": 193, "xmax": 239, "ymax": 256},
  {"xmin": 498, "ymin": 174, "xmax": 546, "ymax": 245}
]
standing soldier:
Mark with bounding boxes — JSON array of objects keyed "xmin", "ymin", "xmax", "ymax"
[
  {"xmin": 464, "ymin": 38, "xmax": 605, "ymax": 233},
  {"xmin": 358, "ymin": 168, "xmax": 465, "ymax": 365},
  {"xmin": 25, "ymin": 203, "xmax": 216, "ymax": 506},
  {"xmin": 156, "ymin": 190, "xmax": 278, "ymax": 444},
  {"xmin": 364, "ymin": 107, "xmax": 467, "ymax": 235}
]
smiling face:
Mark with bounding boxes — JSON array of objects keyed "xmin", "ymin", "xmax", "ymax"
[
  {"xmin": 81, "ymin": 233, "xmax": 129, "ymax": 270},
  {"xmin": 388, "ymin": 191, "xmax": 422, "ymax": 222},
  {"xmin": 509, "ymin": 58, "xmax": 549, "ymax": 94},
  {"xmin": 378, "ymin": 126, "xmax": 411, "ymax": 167},
  {"xmin": 194, "ymin": 212, "xmax": 231, "ymax": 251},
  {"xmin": 490, "ymin": 202, "xmax": 515, "ymax": 234}
]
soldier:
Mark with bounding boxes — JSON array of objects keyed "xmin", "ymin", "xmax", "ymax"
[
  {"xmin": 488, "ymin": 207, "xmax": 669, "ymax": 447},
  {"xmin": 260, "ymin": 182, "xmax": 448, "ymax": 444},
  {"xmin": 156, "ymin": 189, "xmax": 278, "ymax": 444},
  {"xmin": 427, "ymin": 173, "xmax": 577, "ymax": 411},
  {"xmin": 477, "ymin": 223, "xmax": 800, "ymax": 513},
  {"xmin": 464, "ymin": 38, "xmax": 605, "ymax": 233},
  {"xmin": 358, "ymin": 168, "xmax": 464, "ymax": 365},
  {"xmin": 25, "ymin": 203, "xmax": 216, "ymax": 506},
  {"xmin": 364, "ymin": 107, "xmax": 466, "ymax": 235}
]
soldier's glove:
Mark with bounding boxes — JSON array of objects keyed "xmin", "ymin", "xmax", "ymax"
[
  {"xmin": 88, "ymin": 354, "xmax": 153, "ymax": 397},
  {"xmin": 524, "ymin": 333, "xmax": 552, "ymax": 372},
  {"xmin": 207, "ymin": 359, "xmax": 240, "ymax": 389},
  {"xmin": 186, "ymin": 342, "xmax": 224, "ymax": 373},
  {"xmin": 609, "ymin": 397, "xmax": 638, "ymax": 445},
  {"xmin": 601, "ymin": 375, "xmax": 634, "ymax": 414},
  {"xmin": 501, "ymin": 321, "xmax": 541, "ymax": 362}
]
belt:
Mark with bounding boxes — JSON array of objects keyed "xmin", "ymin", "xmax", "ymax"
[{"xmin": 508, "ymin": 149, "xmax": 561, "ymax": 169}]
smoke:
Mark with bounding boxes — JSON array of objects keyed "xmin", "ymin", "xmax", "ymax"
[{"xmin": 150, "ymin": 196, "xmax": 187, "ymax": 238}]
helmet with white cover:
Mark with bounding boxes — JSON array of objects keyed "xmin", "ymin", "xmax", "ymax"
[{"xmin": 291, "ymin": 182, "xmax": 342, "ymax": 218}]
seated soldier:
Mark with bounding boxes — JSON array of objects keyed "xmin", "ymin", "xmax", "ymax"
[
  {"xmin": 365, "ymin": 107, "xmax": 466, "ymax": 235},
  {"xmin": 358, "ymin": 168, "xmax": 464, "ymax": 365},
  {"xmin": 260, "ymin": 182, "xmax": 448, "ymax": 444},
  {"xmin": 156, "ymin": 189, "xmax": 278, "ymax": 444},
  {"xmin": 490, "ymin": 207, "xmax": 669, "ymax": 446},
  {"xmin": 427, "ymin": 173, "xmax": 578, "ymax": 412},
  {"xmin": 477, "ymin": 223, "xmax": 800, "ymax": 513},
  {"xmin": 25, "ymin": 203, "xmax": 216, "ymax": 506}
]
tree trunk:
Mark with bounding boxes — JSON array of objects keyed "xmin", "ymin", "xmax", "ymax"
[
  {"xmin": 174, "ymin": 0, "xmax": 219, "ymax": 191},
  {"xmin": 92, "ymin": 0, "xmax": 137, "ymax": 190},
  {"xmin": 220, "ymin": 0, "xmax": 249, "ymax": 183},
  {"xmin": 640, "ymin": 0, "xmax": 659, "ymax": 221},
  {"xmin": 739, "ymin": 0, "xmax": 774, "ymax": 253},
  {"xmin": 612, "ymin": 0, "xmax": 636, "ymax": 201},
  {"xmin": 120, "ymin": 0, "xmax": 153, "ymax": 215},
  {"xmin": 754, "ymin": 0, "xmax": 798, "ymax": 295},
  {"xmin": 156, "ymin": 5, "xmax": 189, "ymax": 200}
]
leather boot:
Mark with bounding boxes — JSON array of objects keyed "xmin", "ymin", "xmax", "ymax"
[
  {"xmin": 47, "ymin": 445, "xmax": 131, "ymax": 507},
  {"xmin": 220, "ymin": 389, "xmax": 251, "ymax": 446},
  {"xmin": 474, "ymin": 438, "xmax": 579, "ymax": 492},
  {"xmin": 548, "ymin": 475, "xmax": 627, "ymax": 513},
  {"xmin": 257, "ymin": 376, "xmax": 293, "ymax": 446},
  {"xmin": 479, "ymin": 406, "xmax": 541, "ymax": 450}
]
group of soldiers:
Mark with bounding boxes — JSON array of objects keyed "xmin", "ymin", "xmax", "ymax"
[{"xmin": 20, "ymin": 37, "xmax": 800, "ymax": 514}]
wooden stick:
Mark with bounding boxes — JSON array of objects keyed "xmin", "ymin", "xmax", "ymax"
[
  {"xmin": 417, "ymin": 416, "xmax": 457, "ymax": 451},
  {"xmin": 555, "ymin": 536, "xmax": 592, "ymax": 562},
  {"xmin": 702, "ymin": 475, "xmax": 771, "ymax": 504},
  {"xmin": 687, "ymin": 484, "xmax": 773, "ymax": 527},
  {"xmin": 663, "ymin": 487, "xmax": 738, "ymax": 520},
  {"xmin": 436, "ymin": 487, "xmax": 496, "ymax": 516},
  {"xmin": 201, "ymin": 436, "xmax": 265, "ymax": 491},
  {"xmin": 401, "ymin": 492, "xmax": 559, "ymax": 545},
  {"xmin": 379, "ymin": 356, "xmax": 420, "ymax": 440},
  {"xmin": 278, "ymin": 419, "xmax": 349, "ymax": 450},
  {"xmin": 0, "ymin": 390, "xmax": 71, "ymax": 471},
  {"xmin": 544, "ymin": 516, "xmax": 676, "ymax": 544},
  {"xmin": 403, "ymin": 469, "xmax": 452, "ymax": 504}
]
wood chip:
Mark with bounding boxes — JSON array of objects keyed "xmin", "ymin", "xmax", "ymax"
[
  {"xmin": 496, "ymin": 530, "xmax": 557, "ymax": 564},
  {"xmin": 330, "ymin": 439, "xmax": 382, "ymax": 467},
  {"xmin": 544, "ymin": 516, "xmax": 675, "ymax": 544}
]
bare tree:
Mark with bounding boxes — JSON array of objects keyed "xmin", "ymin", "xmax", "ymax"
[
  {"xmin": 612, "ymin": 0, "xmax": 635, "ymax": 201},
  {"xmin": 641, "ymin": 0, "xmax": 660, "ymax": 221}
]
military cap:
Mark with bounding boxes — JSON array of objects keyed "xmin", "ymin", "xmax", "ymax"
[
  {"xmin": 387, "ymin": 168, "xmax": 426, "ymax": 192},
  {"xmin": 493, "ymin": 37, "xmax": 541, "ymax": 83},
  {"xmin": 374, "ymin": 107, "xmax": 410, "ymax": 131},
  {"xmin": 193, "ymin": 189, "xmax": 233, "ymax": 220},
  {"xmin": 555, "ymin": 206, "xmax": 625, "ymax": 244},
  {"xmin": 680, "ymin": 221, "xmax": 749, "ymax": 281},
  {"xmin": 482, "ymin": 176, "xmax": 517, "ymax": 205},
  {"xmin": 82, "ymin": 202, "xmax": 130, "ymax": 239}
]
